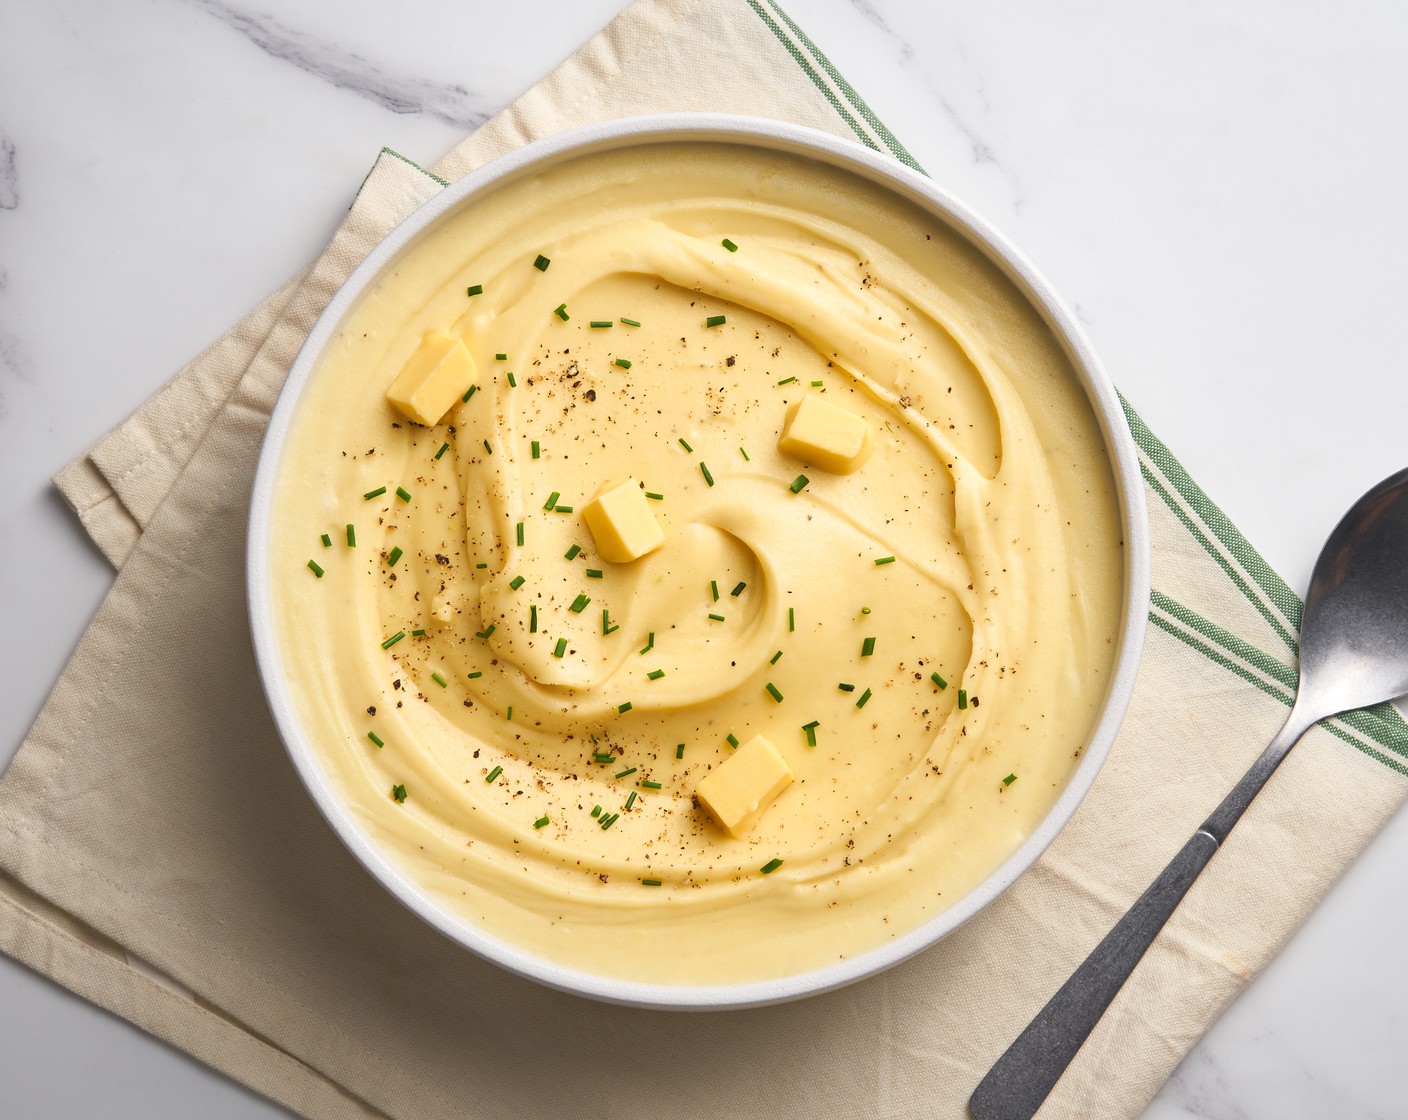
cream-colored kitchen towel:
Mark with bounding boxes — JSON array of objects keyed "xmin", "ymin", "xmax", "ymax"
[{"xmin": 7, "ymin": 2, "xmax": 1408, "ymax": 1118}]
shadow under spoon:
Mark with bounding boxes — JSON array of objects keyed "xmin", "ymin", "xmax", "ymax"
[{"xmin": 969, "ymin": 465, "xmax": 1408, "ymax": 1120}]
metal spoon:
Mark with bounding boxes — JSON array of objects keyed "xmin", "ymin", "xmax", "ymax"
[{"xmin": 970, "ymin": 466, "xmax": 1408, "ymax": 1120}]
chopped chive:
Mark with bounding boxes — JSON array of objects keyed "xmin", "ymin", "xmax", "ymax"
[
  {"xmin": 434, "ymin": 442, "xmax": 449, "ymax": 460},
  {"xmin": 463, "ymin": 384, "xmax": 478, "ymax": 402},
  {"xmin": 677, "ymin": 437, "xmax": 693, "ymax": 452},
  {"xmin": 770, "ymin": 650, "xmax": 783, "ymax": 665},
  {"xmin": 641, "ymin": 780, "xmax": 662, "ymax": 790},
  {"xmin": 760, "ymin": 858, "xmax": 783, "ymax": 875},
  {"xmin": 710, "ymin": 580, "xmax": 720, "ymax": 602},
  {"xmin": 620, "ymin": 317, "xmax": 641, "ymax": 327},
  {"xmin": 708, "ymin": 613, "xmax": 725, "ymax": 623},
  {"xmin": 553, "ymin": 303, "xmax": 569, "ymax": 321},
  {"xmin": 700, "ymin": 462, "xmax": 715, "ymax": 487},
  {"xmin": 776, "ymin": 376, "xmax": 797, "ymax": 386},
  {"xmin": 475, "ymin": 625, "xmax": 496, "ymax": 639},
  {"xmin": 739, "ymin": 446, "xmax": 750, "ymax": 461},
  {"xmin": 506, "ymin": 706, "xmax": 513, "ymax": 720},
  {"xmin": 931, "ymin": 672, "xmax": 948, "ymax": 690},
  {"xmin": 644, "ymin": 491, "xmax": 664, "ymax": 500},
  {"xmin": 466, "ymin": 283, "xmax": 483, "ymax": 297},
  {"xmin": 958, "ymin": 689, "xmax": 968, "ymax": 710},
  {"xmin": 565, "ymin": 544, "xmax": 582, "ymax": 560},
  {"xmin": 625, "ymin": 791, "xmax": 637, "ymax": 811},
  {"xmin": 1003, "ymin": 773, "xmax": 1018, "ymax": 787},
  {"xmin": 705, "ymin": 314, "xmax": 726, "ymax": 328},
  {"xmin": 647, "ymin": 669, "xmax": 665, "ymax": 681},
  {"xmin": 509, "ymin": 575, "xmax": 525, "ymax": 590},
  {"xmin": 515, "ymin": 522, "xmax": 525, "ymax": 546},
  {"xmin": 411, "ymin": 628, "xmax": 426, "ymax": 636},
  {"xmin": 730, "ymin": 581, "xmax": 746, "ymax": 597},
  {"xmin": 363, "ymin": 486, "xmax": 386, "ymax": 500},
  {"xmin": 570, "ymin": 594, "xmax": 591, "ymax": 613},
  {"xmin": 555, "ymin": 504, "xmax": 575, "ymax": 514},
  {"xmin": 553, "ymin": 638, "xmax": 568, "ymax": 658},
  {"xmin": 307, "ymin": 559, "xmax": 324, "ymax": 578},
  {"xmin": 861, "ymin": 636, "xmax": 876, "ymax": 657},
  {"xmin": 396, "ymin": 486, "xmax": 412, "ymax": 503},
  {"xmin": 838, "ymin": 682, "xmax": 856, "ymax": 692},
  {"xmin": 475, "ymin": 562, "xmax": 488, "ymax": 569},
  {"xmin": 614, "ymin": 357, "xmax": 632, "ymax": 370},
  {"xmin": 789, "ymin": 474, "xmax": 810, "ymax": 494},
  {"xmin": 641, "ymin": 878, "xmax": 662, "ymax": 887},
  {"xmin": 675, "ymin": 743, "xmax": 685, "ymax": 759},
  {"xmin": 600, "ymin": 812, "xmax": 619, "ymax": 830},
  {"xmin": 802, "ymin": 720, "xmax": 819, "ymax": 747},
  {"xmin": 615, "ymin": 767, "xmax": 638, "ymax": 779},
  {"xmin": 387, "ymin": 546, "xmax": 403, "ymax": 567},
  {"xmin": 495, "ymin": 353, "xmax": 508, "ymax": 362},
  {"xmin": 530, "ymin": 605, "xmax": 538, "ymax": 632},
  {"xmin": 483, "ymin": 439, "xmax": 492, "ymax": 454},
  {"xmin": 531, "ymin": 440, "xmax": 541, "ymax": 459},
  {"xmin": 320, "ymin": 533, "xmax": 332, "ymax": 548},
  {"xmin": 586, "ymin": 568, "xmax": 604, "ymax": 579},
  {"xmin": 544, "ymin": 491, "xmax": 560, "ymax": 511},
  {"xmin": 722, "ymin": 238, "xmax": 738, "ymax": 252},
  {"xmin": 506, "ymin": 371, "xmax": 517, "ymax": 388},
  {"xmin": 765, "ymin": 682, "xmax": 784, "ymax": 703},
  {"xmin": 431, "ymin": 671, "xmax": 447, "ymax": 688},
  {"xmin": 856, "ymin": 688, "xmax": 873, "ymax": 709},
  {"xmin": 468, "ymin": 671, "xmax": 483, "ymax": 679},
  {"xmin": 788, "ymin": 607, "xmax": 795, "ymax": 632},
  {"xmin": 639, "ymin": 632, "xmax": 655, "ymax": 655},
  {"xmin": 591, "ymin": 804, "xmax": 602, "ymax": 817},
  {"xmin": 589, "ymin": 320, "xmax": 613, "ymax": 329},
  {"xmin": 861, "ymin": 607, "xmax": 872, "ymax": 615},
  {"xmin": 346, "ymin": 523, "xmax": 356, "ymax": 547},
  {"xmin": 726, "ymin": 733, "xmax": 740, "ymax": 748},
  {"xmin": 593, "ymin": 752, "xmax": 614, "ymax": 764},
  {"xmin": 618, "ymin": 701, "xmax": 633, "ymax": 714},
  {"xmin": 811, "ymin": 380, "xmax": 823, "ymax": 387},
  {"xmin": 367, "ymin": 731, "xmax": 384, "ymax": 748},
  {"xmin": 534, "ymin": 254, "xmax": 551, "ymax": 271},
  {"xmin": 391, "ymin": 784, "xmax": 407, "ymax": 804},
  {"xmin": 381, "ymin": 631, "xmax": 406, "ymax": 650},
  {"xmin": 533, "ymin": 815, "xmax": 549, "ymax": 829},
  {"xmin": 874, "ymin": 555, "xmax": 896, "ymax": 566},
  {"xmin": 602, "ymin": 609, "xmax": 618, "ymax": 635}
]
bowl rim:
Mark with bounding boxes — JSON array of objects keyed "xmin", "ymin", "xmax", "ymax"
[{"xmin": 247, "ymin": 111, "xmax": 1151, "ymax": 1011}]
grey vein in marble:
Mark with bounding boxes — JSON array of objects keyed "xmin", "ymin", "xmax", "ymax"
[
  {"xmin": 0, "ymin": 133, "xmax": 17, "ymax": 211},
  {"xmin": 185, "ymin": 0, "xmax": 493, "ymax": 130},
  {"xmin": 0, "ymin": 133, "xmax": 20, "ymax": 421},
  {"xmin": 846, "ymin": 0, "xmax": 913, "ymax": 63},
  {"xmin": 0, "ymin": 331, "xmax": 26, "ymax": 423},
  {"xmin": 845, "ymin": 0, "xmax": 1024, "ymax": 209}
]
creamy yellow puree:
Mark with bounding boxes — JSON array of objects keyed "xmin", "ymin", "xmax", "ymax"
[{"xmin": 270, "ymin": 142, "xmax": 1124, "ymax": 986}]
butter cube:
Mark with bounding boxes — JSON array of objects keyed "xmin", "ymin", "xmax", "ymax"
[
  {"xmin": 695, "ymin": 735, "xmax": 793, "ymax": 837},
  {"xmin": 581, "ymin": 479, "xmax": 665, "ymax": 563},
  {"xmin": 386, "ymin": 332, "xmax": 477, "ymax": 427},
  {"xmin": 777, "ymin": 393, "xmax": 873, "ymax": 473}
]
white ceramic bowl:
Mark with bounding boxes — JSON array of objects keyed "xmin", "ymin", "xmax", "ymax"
[{"xmin": 248, "ymin": 113, "xmax": 1150, "ymax": 1010}]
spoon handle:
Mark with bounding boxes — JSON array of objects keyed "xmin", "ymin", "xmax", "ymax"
[{"xmin": 969, "ymin": 705, "xmax": 1318, "ymax": 1120}]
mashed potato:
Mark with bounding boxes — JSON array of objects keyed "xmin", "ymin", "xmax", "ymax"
[{"xmin": 269, "ymin": 141, "xmax": 1124, "ymax": 985}]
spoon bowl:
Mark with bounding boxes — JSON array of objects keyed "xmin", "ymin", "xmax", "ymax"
[{"xmin": 1298, "ymin": 468, "xmax": 1408, "ymax": 717}]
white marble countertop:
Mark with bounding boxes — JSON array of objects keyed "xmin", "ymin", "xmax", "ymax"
[{"xmin": 3, "ymin": 1, "xmax": 1408, "ymax": 1116}]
